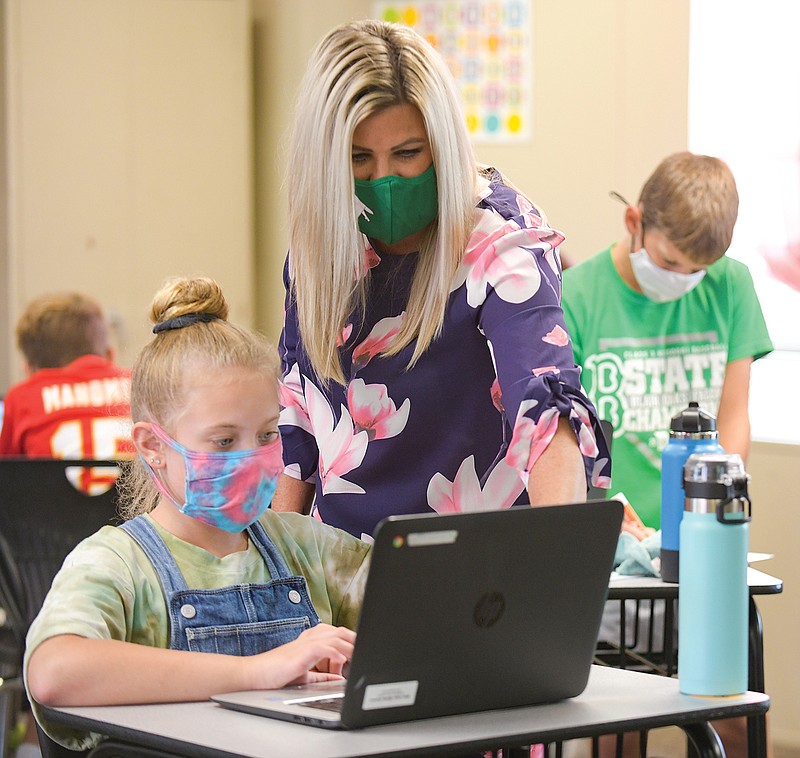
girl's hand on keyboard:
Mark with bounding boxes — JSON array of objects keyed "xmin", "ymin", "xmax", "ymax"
[{"xmin": 247, "ymin": 624, "xmax": 357, "ymax": 689}]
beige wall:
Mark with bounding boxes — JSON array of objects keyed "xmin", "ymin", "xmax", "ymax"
[
  {"xmin": 1, "ymin": 0, "xmax": 253, "ymax": 381},
  {"xmin": 0, "ymin": 1, "xmax": 9, "ymax": 383},
  {"xmin": 475, "ymin": 0, "xmax": 690, "ymax": 266},
  {"xmin": 748, "ymin": 441, "xmax": 800, "ymax": 748}
]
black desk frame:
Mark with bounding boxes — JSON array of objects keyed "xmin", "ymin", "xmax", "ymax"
[{"xmin": 598, "ymin": 572, "xmax": 782, "ymax": 758}]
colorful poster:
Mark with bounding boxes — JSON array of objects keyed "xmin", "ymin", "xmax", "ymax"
[{"xmin": 372, "ymin": 1, "xmax": 533, "ymax": 142}]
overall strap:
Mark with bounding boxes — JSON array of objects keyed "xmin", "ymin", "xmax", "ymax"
[
  {"xmin": 120, "ymin": 516, "xmax": 189, "ymax": 595},
  {"xmin": 246, "ymin": 519, "xmax": 294, "ymax": 580}
]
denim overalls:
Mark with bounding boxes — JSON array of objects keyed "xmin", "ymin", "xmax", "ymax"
[{"xmin": 120, "ymin": 516, "xmax": 320, "ymax": 654}]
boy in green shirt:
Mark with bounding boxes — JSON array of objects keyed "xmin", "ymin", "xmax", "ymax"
[
  {"xmin": 563, "ymin": 152, "xmax": 772, "ymax": 529},
  {"xmin": 563, "ymin": 152, "xmax": 772, "ymax": 758}
]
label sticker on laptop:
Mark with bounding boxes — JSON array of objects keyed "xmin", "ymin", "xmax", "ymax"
[
  {"xmin": 407, "ymin": 530, "xmax": 458, "ymax": 547},
  {"xmin": 362, "ymin": 680, "xmax": 419, "ymax": 710}
]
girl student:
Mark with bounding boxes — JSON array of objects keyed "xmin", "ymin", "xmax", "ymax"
[{"xmin": 25, "ymin": 277, "xmax": 369, "ymax": 750}]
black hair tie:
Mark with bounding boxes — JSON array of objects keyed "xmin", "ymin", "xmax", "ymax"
[{"xmin": 152, "ymin": 313, "xmax": 218, "ymax": 334}]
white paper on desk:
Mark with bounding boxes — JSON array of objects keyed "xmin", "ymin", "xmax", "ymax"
[{"xmin": 612, "ymin": 555, "xmax": 773, "ymax": 578}]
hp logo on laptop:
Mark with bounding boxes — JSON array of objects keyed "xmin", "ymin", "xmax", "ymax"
[{"xmin": 473, "ymin": 591, "xmax": 506, "ymax": 628}]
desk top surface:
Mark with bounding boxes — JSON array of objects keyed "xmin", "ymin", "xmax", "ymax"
[
  {"xmin": 44, "ymin": 665, "xmax": 769, "ymax": 758},
  {"xmin": 608, "ymin": 566, "xmax": 783, "ymax": 599}
]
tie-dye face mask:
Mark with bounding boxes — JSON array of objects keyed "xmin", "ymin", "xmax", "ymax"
[{"xmin": 145, "ymin": 424, "xmax": 283, "ymax": 533}]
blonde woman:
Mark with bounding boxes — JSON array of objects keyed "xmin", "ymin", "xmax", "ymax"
[{"xmin": 274, "ymin": 20, "xmax": 611, "ymax": 538}]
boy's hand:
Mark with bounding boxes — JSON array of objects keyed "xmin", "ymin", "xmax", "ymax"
[
  {"xmin": 616, "ymin": 493, "xmax": 656, "ymax": 541},
  {"xmin": 621, "ymin": 516, "xmax": 655, "ymax": 542}
]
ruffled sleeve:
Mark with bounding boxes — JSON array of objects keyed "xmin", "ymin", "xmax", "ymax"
[{"xmin": 469, "ymin": 175, "xmax": 612, "ymax": 490}]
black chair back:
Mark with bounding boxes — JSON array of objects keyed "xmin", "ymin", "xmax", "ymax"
[
  {"xmin": 587, "ymin": 419, "xmax": 614, "ymax": 500},
  {"xmin": 0, "ymin": 459, "xmax": 123, "ymax": 666}
]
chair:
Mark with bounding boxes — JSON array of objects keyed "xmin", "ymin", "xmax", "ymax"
[
  {"xmin": 0, "ymin": 459, "xmax": 124, "ymax": 758},
  {"xmin": 587, "ymin": 419, "xmax": 614, "ymax": 500},
  {"xmin": 35, "ymin": 724, "xmax": 184, "ymax": 758}
]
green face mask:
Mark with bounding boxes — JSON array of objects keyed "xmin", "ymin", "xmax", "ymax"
[{"xmin": 354, "ymin": 164, "xmax": 438, "ymax": 245}]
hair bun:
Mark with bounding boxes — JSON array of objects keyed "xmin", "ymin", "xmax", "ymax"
[{"xmin": 150, "ymin": 276, "xmax": 230, "ymax": 329}]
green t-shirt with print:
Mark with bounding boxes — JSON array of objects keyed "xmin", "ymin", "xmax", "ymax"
[{"xmin": 562, "ymin": 247, "xmax": 772, "ymax": 528}]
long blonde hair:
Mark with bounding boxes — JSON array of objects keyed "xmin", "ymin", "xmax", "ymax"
[
  {"xmin": 117, "ymin": 277, "xmax": 280, "ymax": 519},
  {"xmin": 287, "ymin": 19, "xmax": 477, "ymax": 385}
]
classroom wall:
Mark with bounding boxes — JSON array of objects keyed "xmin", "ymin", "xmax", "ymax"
[
  {"xmin": 1, "ymin": 0, "xmax": 254, "ymax": 381},
  {"xmin": 2, "ymin": 0, "xmax": 798, "ymax": 750},
  {"xmin": 747, "ymin": 441, "xmax": 799, "ymax": 750},
  {"xmin": 0, "ymin": 0, "xmax": 10, "ymax": 383}
]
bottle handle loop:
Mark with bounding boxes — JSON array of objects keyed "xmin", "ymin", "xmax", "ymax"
[{"xmin": 716, "ymin": 474, "xmax": 752, "ymax": 525}]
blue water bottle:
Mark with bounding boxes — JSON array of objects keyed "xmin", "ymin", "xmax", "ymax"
[
  {"xmin": 679, "ymin": 452, "xmax": 750, "ymax": 695},
  {"xmin": 660, "ymin": 402, "xmax": 723, "ymax": 583}
]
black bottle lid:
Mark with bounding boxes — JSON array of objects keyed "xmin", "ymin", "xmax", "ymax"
[{"xmin": 669, "ymin": 401, "xmax": 718, "ymax": 434}]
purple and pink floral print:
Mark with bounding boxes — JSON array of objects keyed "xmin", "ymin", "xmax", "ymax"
[{"xmin": 279, "ymin": 168, "xmax": 611, "ymax": 540}]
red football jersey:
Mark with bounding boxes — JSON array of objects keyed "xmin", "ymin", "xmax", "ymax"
[{"xmin": 0, "ymin": 355, "xmax": 134, "ymax": 493}]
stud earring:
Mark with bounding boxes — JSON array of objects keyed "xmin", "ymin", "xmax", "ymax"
[{"xmin": 151, "ymin": 458, "xmax": 161, "ymax": 466}]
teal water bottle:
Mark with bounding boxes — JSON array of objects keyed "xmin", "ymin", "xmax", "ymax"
[
  {"xmin": 678, "ymin": 453, "xmax": 751, "ymax": 696},
  {"xmin": 660, "ymin": 402, "xmax": 723, "ymax": 583}
]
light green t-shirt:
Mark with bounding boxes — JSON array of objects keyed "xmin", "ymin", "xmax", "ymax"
[
  {"xmin": 562, "ymin": 247, "xmax": 773, "ymax": 528},
  {"xmin": 24, "ymin": 510, "xmax": 370, "ymax": 749}
]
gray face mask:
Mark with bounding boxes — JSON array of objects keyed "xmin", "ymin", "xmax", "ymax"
[{"xmin": 629, "ymin": 247, "xmax": 706, "ymax": 302}]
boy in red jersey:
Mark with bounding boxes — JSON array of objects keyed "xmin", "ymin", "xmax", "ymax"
[{"xmin": 0, "ymin": 292, "xmax": 133, "ymax": 492}]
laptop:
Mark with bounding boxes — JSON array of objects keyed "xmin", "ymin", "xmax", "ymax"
[{"xmin": 212, "ymin": 499, "xmax": 623, "ymax": 729}]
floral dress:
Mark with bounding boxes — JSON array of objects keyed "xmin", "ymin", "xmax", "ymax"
[{"xmin": 279, "ymin": 168, "xmax": 611, "ymax": 540}]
